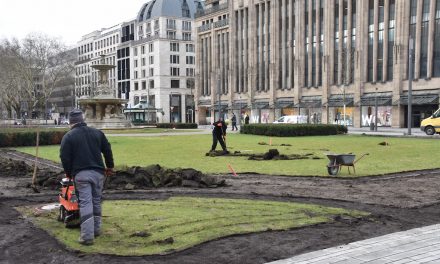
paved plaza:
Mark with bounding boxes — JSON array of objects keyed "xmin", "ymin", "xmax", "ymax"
[{"xmin": 268, "ymin": 224, "xmax": 440, "ymax": 264}]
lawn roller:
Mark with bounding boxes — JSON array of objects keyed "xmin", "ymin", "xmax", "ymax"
[{"xmin": 58, "ymin": 178, "xmax": 80, "ymax": 228}]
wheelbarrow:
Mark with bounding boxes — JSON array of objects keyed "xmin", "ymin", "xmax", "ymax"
[{"xmin": 326, "ymin": 153, "xmax": 369, "ymax": 176}]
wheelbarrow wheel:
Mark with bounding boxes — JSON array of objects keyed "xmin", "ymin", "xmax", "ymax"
[{"xmin": 327, "ymin": 165, "xmax": 339, "ymax": 176}]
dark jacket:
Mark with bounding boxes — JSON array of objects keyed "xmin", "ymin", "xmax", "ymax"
[
  {"xmin": 231, "ymin": 115, "xmax": 237, "ymax": 123},
  {"xmin": 60, "ymin": 123, "xmax": 114, "ymax": 177},
  {"xmin": 212, "ymin": 120, "xmax": 227, "ymax": 136}
]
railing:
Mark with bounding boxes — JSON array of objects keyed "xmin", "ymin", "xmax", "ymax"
[
  {"xmin": 214, "ymin": 18, "xmax": 229, "ymax": 28},
  {"xmin": 195, "ymin": 1, "xmax": 229, "ymax": 18},
  {"xmin": 167, "ymin": 24, "xmax": 176, "ymax": 30},
  {"xmin": 197, "ymin": 24, "xmax": 212, "ymax": 33}
]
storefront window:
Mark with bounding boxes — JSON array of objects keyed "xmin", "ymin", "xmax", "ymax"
[
  {"xmin": 361, "ymin": 106, "xmax": 392, "ymax": 127},
  {"xmin": 329, "ymin": 107, "xmax": 354, "ymax": 126},
  {"xmin": 299, "ymin": 108, "xmax": 322, "ymax": 124}
]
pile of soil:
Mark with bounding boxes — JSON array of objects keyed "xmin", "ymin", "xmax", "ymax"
[
  {"xmin": 0, "ymin": 154, "xmax": 225, "ymax": 190},
  {"xmin": 108, "ymin": 165, "xmax": 226, "ymax": 189}
]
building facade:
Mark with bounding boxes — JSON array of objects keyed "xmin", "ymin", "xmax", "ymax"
[
  {"xmin": 75, "ymin": 0, "xmax": 204, "ymax": 123},
  {"xmin": 128, "ymin": 0, "xmax": 204, "ymax": 123},
  {"xmin": 75, "ymin": 25, "xmax": 120, "ymax": 103},
  {"xmin": 196, "ymin": 0, "xmax": 440, "ymax": 128}
]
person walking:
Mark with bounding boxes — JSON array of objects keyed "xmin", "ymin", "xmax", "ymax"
[
  {"xmin": 210, "ymin": 117, "xmax": 229, "ymax": 154},
  {"xmin": 231, "ymin": 113, "xmax": 238, "ymax": 131},
  {"xmin": 60, "ymin": 109, "xmax": 114, "ymax": 246}
]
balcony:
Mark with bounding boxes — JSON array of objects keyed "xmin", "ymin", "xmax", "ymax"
[
  {"xmin": 166, "ymin": 24, "xmax": 177, "ymax": 30},
  {"xmin": 195, "ymin": 0, "xmax": 229, "ymax": 18},
  {"xmin": 197, "ymin": 23, "xmax": 212, "ymax": 33},
  {"xmin": 214, "ymin": 18, "xmax": 229, "ymax": 28}
]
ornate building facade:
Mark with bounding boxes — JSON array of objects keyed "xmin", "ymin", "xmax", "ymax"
[{"xmin": 196, "ymin": 0, "xmax": 440, "ymax": 128}]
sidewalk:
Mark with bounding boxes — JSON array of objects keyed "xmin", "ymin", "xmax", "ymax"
[
  {"xmin": 347, "ymin": 127, "xmax": 431, "ymax": 137},
  {"xmin": 267, "ymin": 224, "xmax": 440, "ymax": 264}
]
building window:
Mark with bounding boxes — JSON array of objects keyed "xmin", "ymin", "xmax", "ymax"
[
  {"xmin": 334, "ymin": 1, "xmax": 339, "ymax": 85},
  {"xmin": 186, "ymin": 68, "xmax": 195, "ymax": 76},
  {"xmin": 186, "ymin": 43, "xmax": 194, "ymax": 52},
  {"xmin": 142, "ymin": 58, "xmax": 146, "ymax": 66},
  {"xmin": 166, "ymin": 19, "xmax": 176, "ymax": 29},
  {"xmin": 167, "ymin": 31, "xmax": 176, "ymax": 39},
  {"xmin": 141, "ymin": 45, "xmax": 145, "ymax": 54},
  {"xmin": 182, "ymin": 33, "xmax": 192, "ymax": 41},
  {"xmin": 170, "ymin": 42, "xmax": 179, "ymax": 52},
  {"xmin": 171, "ymin": 67, "xmax": 180, "ymax": 76},
  {"xmin": 133, "ymin": 47, "xmax": 138, "ymax": 56},
  {"xmin": 170, "ymin": 55, "xmax": 180, "ymax": 64},
  {"xmin": 142, "ymin": 70, "xmax": 146, "ymax": 78},
  {"xmin": 134, "ymin": 82, "xmax": 139, "ymax": 91},
  {"xmin": 134, "ymin": 71, "xmax": 138, "ymax": 79},
  {"xmin": 420, "ymin": 0, "xmax": 431, "ymax": 78},
  {"xmin": 367, "ymin": 0, "xmax": 374, "ymax": 82},
  {"xmin": 186, "ymin": 56, "xmax": 194, "ymax": 64},
  {"xmin": 134, "ymin": 59, "xmax": 138, "ymax": 68},
  {"xmin": 182, "ymin": 21, "xmax": 192, "ymax": 31},
  {"xmin": 387, "ymin": 0, "xmax": 395, "ymax": 81},
  {"xmin": 171, "ymin": 79, "xmax": 180, "ymax": 88},
  {"xmin": 149, "ymin": 79, "xmax": 155, "ymax": 89},
  {"xmin": 149, "ymin": 56, "xmax": 154, "ymax": 64},
  {"xmin": 142, "ymin": 81, "xmax": 147, "ymax": 90},
  {"xmin": 149, "ymin": 68, "xmax": 154, "ymax": 76},
  {"xmin": 149, "ymin": 43, "xmax": 154, "ymax": 52}
]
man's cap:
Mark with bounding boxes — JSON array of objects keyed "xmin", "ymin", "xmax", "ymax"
[{"xmin": 69, "ymin": 108, "xmax": 84, "ymax": 124}]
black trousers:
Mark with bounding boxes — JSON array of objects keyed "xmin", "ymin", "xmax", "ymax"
[
  {"xmin": 211, "ymin": 133, "xmax": 227, "ymax": 151},
  {"xmin": 232, "ymin": 122, "xmax": 238, "ymax": 131}
]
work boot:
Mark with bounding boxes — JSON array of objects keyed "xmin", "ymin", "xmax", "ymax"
[
  {"xmin": 78, "ymin": 237, "xmax": 94, "ymax": 246},
  {"xmin": 222, "ymin": 150, "xmax": 230, "ymax": 155}
]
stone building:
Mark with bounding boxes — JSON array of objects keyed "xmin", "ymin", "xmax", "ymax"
[{"xmin": 195, "ymin": 0, "xmax": 440, "ymax": 128}]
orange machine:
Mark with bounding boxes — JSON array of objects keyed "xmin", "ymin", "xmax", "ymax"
[{"xmin": 58, "ymin": 178, "xmax": 80, "ymax": 228}]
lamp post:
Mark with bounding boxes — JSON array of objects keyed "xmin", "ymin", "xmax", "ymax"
[
  {"xmin": 408, "ymin": 37, "xmax": 414, "ymax": 135},
  {"xmin": 374, "ymin": 87, "xmax": 378, "ymax": 131},
  {"xmin": 217, "ymin": 69, "xmax": 221, "ymax": 120},
  {"xmin": 342, "ymin": 85, "xmax": 346, "ymax": 126}
]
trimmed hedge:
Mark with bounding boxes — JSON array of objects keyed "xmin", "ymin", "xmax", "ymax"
[
  {"xmin": 240, "ymin": 124, "xmax": 348, "ymax": 137},
  {"xmin": 156, "ymin": 123, "xmax": 198, "ymax": 129},
  {"xmin": 0, "ymin": 130, "xmax": 67, "ymax": 147}
]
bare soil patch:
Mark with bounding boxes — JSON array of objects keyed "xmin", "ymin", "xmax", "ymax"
[{"xmin": 1, "ymin": 149, "xmax": 440, "ymax": 264}]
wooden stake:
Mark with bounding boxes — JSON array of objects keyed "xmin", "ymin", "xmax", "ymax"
[
  {"xmin": 31, "ymin": 126, "xmax": 40, "ymax": 193},
  {"xmin": 269, "ymin": 137, "xmax": 272, "ymax": 146}
]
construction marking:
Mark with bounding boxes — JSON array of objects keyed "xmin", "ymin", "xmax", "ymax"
[{"xmin": 227, "ymin": 164, "xmax": 238, "ymax": 176}]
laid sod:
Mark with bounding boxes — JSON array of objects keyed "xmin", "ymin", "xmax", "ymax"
[
  {"xmin": 19, "ymin": 197, "xmax": 369, "ymax": 255},
  {"xmin": 16, "ymin": 134, "xmax": 440, "ymax": 176}
]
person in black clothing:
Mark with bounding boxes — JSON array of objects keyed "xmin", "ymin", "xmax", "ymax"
[
  {"xmin": 231, "ymin": 113, "xmax": 238, "ymax": 131},
  {"xmin": 244, "ymin": 114, "xmax": 250, "ymax": 124},
  {"xmin": 210, "ymin": 117, "xmax": 229, "ymax": 154},
  {"xmin": 60, "ymin": 109, "xmax": 114, "ymax": 246}
]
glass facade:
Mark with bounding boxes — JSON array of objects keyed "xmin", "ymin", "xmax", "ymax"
[
  {"xmin": 387, "ymin": 0, "xmax": 395, "ymax": 81},
  {"xmin": 420, "ymin": 0, "xmax": 430, "ymax": 78},
  {"xmin": 434, "ymin": 0, "xmax": 440, "ymax": 76},
  {"xmin": 361, "ymin": 106, "xmax": 392, "ymax": 127}
]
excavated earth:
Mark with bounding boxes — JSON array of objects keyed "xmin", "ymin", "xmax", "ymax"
[{"xmin": 1, "ymin": 149, "xmax": 440, "ymax": 264}]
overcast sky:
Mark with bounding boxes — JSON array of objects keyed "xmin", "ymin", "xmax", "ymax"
[{"xmin": 0, "ymin": 0, "xmax": 148, "ymax": 47}]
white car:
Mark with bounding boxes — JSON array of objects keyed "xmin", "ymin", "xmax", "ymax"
[{"xmin": 273, "ymin": 115, "xmax": 307, "ymax": 124}]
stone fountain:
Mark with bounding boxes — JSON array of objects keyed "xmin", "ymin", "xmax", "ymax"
[{"xmin": 78, "ymin": 55, "xmax": 131, "ymax": 128}]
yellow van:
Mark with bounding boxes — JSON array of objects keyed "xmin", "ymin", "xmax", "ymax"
[{"xmin": 420, "ymin": 108, "xmax": 440, "ymax": 135}]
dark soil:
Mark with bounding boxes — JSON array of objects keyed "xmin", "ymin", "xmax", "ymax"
[{"xmin": 1, "ymin": 149, "xmax": 440, "ymax": 264}]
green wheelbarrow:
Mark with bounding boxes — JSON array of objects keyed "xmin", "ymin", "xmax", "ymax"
[{"xmin": 326, "ymin": 153, "xmax": 369, "ymax": 176}]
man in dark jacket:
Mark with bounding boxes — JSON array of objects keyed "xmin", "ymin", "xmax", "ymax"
[
  {"xmin": 60, "ymin": 109, "xmax": 114, "ymax": 245},
  {"xmin": 210, "ymin": 117, "xmax": 229, "ymax": 154},
  {"xmin": 231, "ymin": 113, "xmax": 238, "ymax": 131}
]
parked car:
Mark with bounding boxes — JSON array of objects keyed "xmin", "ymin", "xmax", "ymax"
[
  {"xmin": 273, "ymin": 115, "xmax": 307, "ymax": 124},
  {"xmin": 420, "ymin": 108, "xmax": 440, "ymax": 135}
]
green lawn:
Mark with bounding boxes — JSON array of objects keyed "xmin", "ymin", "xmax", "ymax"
[
  {"xmin": 101, "ymin": 128, "xmax": 202, "ymax": 134},
  {"xmin": 16, "ymin": 134, "xmax": 440, "ymax": 176},
  {"xmin": 18, "ymin": 197, "xmax": 368, "ymax": 255}
]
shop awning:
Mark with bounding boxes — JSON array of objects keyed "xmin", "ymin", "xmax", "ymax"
[
  {"xmin": 231, "ymin": 101, "xmax": 248, "ymax": 110},
  {"xmin": 275, "ymin": 99, "xmax": 294, "ymax": 108},
  {"xmin": 360, "ymin": 94, "xmax": 392, "ymax": 106},
  {"xmin": 327, "ymin": 94, "xmax": 354, "ymax": 107},
  {"xmin": 254, "ymin": 101, "xmax": 270, "ymax": 109},
  {"xmin": 398, "ymin": 94, "xmax": 439, "ymax": 105},
  {"xmin": 295, "ymin": 100, "xmax": 322, "ymax": 108}
]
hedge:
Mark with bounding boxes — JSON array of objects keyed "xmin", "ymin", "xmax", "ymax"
[
  {"xmin": 0, "ymin": 130, "xmax": 67, "ymax": 147},
  {"xmin": 240, "ymin": 124, "xmax": 347, "ymax": 137},
  {"xmin": 156, "ymin": 123, "xmax": 198, "ymax": 129}
]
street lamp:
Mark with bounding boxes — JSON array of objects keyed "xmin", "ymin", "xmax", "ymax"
[
  {"xmin": 408, "ymin": 37, "xmax": 414, "ymax": 135},
  {"xmin": 217, "ymin": 69, "xmax": 221, "ymax": 120}
]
